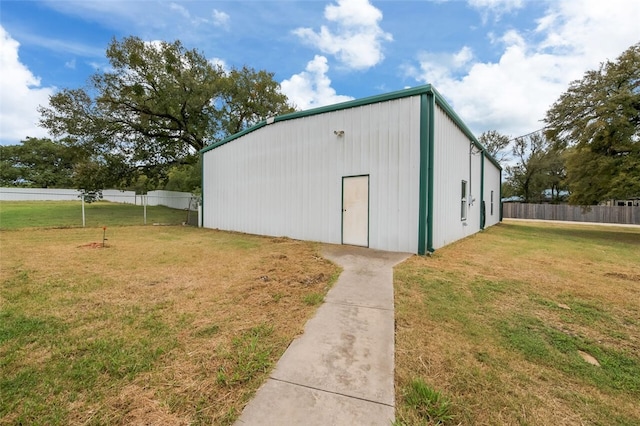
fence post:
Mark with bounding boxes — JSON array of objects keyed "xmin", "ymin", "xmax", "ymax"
[{"xmin": 81, "ymin": 193, "xmax": 86, "ymax": 228}]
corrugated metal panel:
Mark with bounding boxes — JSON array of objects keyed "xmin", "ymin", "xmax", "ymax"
[
  {"xmin": 431, "ymin": 104, "xmax": 483, "ymax": 249},
  {"xmin": 483, "ymin": 156, "xmax": 501, "ymax": 227},
  {"xmin": 203, "ymin": 97, "xmax": 421, "ymax": 253}
]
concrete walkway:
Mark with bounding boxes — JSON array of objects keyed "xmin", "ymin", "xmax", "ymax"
[{"xmin": 235, "ymin": 245, "xmax": 412, "ymax": 425}]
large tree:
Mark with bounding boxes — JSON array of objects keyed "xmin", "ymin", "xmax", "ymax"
[
  {"xmin": 545, "ymin": 43, "xmax": 640, "ymax": 204},
  {"xmin": 0, "ymin": 137, "xmax": 78, "ymax": 187},
  {"xmin": 39, "ymin": 36, "xmax": 294, "ymax": 187},
  {"xmin": 219, "ymin": 66, "xmax": 294, "ymax": 136},
  {"xmin": 505, "ymin": 132, "xmax": 550, "ymax": 203},
  {"xmin": 478, "ymin": 130, "xmax": 511, "ymax": 164}
]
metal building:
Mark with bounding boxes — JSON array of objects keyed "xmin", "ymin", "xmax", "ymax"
[{"xmin": 201, "ymin": 85, "xmax": 501, "ymax": 254}]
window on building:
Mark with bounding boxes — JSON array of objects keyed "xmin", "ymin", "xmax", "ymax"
[
  {"xmin": 461, "ymin": 180, "xmax": 467, "ymax": 221},
  {"xmin": 490, "ymin": 190, "xmax": 494, "ymax": 215}
]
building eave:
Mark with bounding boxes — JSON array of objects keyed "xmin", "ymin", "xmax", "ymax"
[{"xmin": 200, "ymin": 84, "xmax": 502, "ymax": 170}]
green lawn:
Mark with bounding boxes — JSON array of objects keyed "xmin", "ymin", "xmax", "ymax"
[
  {"xmin": 394, "ymin": 220, "xmax": 640, "ymax": 425},
  {"xmin": 5, "ymin": 201, "xmax": 639, "ymax": 425},
  {"xmin": 0, "ymin": 225, "xmax": 338, "ymax": 425},
  {"xmin": 0, "ymin": 201, "xmax": 190, "ymax": 229}
]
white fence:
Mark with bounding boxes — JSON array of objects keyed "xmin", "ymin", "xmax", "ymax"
[
  {"xmin": 0, "ymin": 187, "xmax": 197, "ymax": 210},
  {"xmin": 0, "ymin": 187, "xmax": 80, "ymax": 201}
]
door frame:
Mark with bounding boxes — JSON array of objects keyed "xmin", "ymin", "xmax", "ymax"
[{"xmin": 341, "ymin": 174, "xmax": 370, "ymax": 247}]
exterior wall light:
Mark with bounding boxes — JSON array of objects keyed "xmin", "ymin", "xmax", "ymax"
[{"xmin": 334, "ymin": 130, "xmax": 345, "ymax": 136}]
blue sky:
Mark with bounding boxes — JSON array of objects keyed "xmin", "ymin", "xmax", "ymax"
[{"xmin": 1, "ymin": 0, "xmax": 639, "ymax": 146}]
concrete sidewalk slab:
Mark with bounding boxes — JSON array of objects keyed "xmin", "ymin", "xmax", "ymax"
[
  {"xmin": 235, "ymin": 244, "xmax": 411, "ymax": 426},
  {"xmin": 272, "ymin": 301, "xmax": 395, "ymax": 404},
  {"xmin": 234, "ymin": 379, "xmax": 395, "ymax": 425}
]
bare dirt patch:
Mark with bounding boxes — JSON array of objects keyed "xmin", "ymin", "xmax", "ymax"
[
  {"xmin": 604, "ymin": 271, "xmax": 640, "ymax": 282},
  {"xmin": 78, "ymin": 242, "xmax": 109, "ymax": 249}
]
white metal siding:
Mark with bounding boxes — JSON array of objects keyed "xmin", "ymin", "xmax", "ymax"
[
  {"xmin": 203, "ymin": 97, "xmax": 421, "ymax": 253},
  {"xmin": 431, "ymin": 105, "xmax": 483, "ymax": 249},
  {"xmin": 483, "ymin": 156, "xmax": 502, "ymax": 227}
]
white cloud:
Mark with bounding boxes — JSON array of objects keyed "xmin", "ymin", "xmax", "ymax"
[
  {"xmin": 64, "ymin": 58, "xmax": 76, "ymax": 69},
  {"xmin": 468, "ymin": 0, "xmax": 524, "ymax": 22},
  {"xmin": 293, "ymin": 0, "xmax": 392, "ymax": 70},
  {"xmin": 468, "ymin": 0, "xmax": 523, "ymax": 12},
  {"xmin": 408, "ymin": 0, "xmax": 640, "ymax": 138},
  {"xmin": 209, "ymin": 57, "xmax": 228, "ymax": 73},
  {"xmin": 169, "ymin": 2, "xmax": 211, "ymax": 26},
  {"xmin": 280, "ymin": 55, "xmax": 354, "ymax": 110},
  {"xmin": 16, "ymin": 33, "xmax": 104, "ymax": 58},
  {"xmin": 0, "ymin": 26, "xmax": 54, "ymax": 145},
  {"xmin": 170, "ymin": 2, "xmax": 191, "ymax": 19},
  {"xmin": 212, "ymin": 9, "xmax": 230, "ymax": 29}
]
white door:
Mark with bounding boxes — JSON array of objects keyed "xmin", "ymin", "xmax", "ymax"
[{"xmin": 342, "ymin": 175, "xmax": 369, "ymax": 247}]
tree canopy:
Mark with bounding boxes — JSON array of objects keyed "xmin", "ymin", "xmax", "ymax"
[
  {"xmin": 545, "ymin": 43, "xmax": 640, "ymax": 204},
  {"xmin": 503, "ymin": 131, "xmax": 566, "ymax": 203},
  {"xmin": 38, "ymin": 36, "xmax": 294, "ymax": 188},
  {"xmin": 0, "ymin": 137, "xmax": 78, "ymax": 187},
  {"xmin": 478, "ymin": 130, "xmax": 511, "ymax": 164}
]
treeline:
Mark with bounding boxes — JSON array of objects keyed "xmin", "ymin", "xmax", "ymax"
[
  {"xmin": 1, "ymin": 39, "xmax": 638, "ymax": 206},
  {"xmin": 0, "ymin": 136, "xmax": 199, "ymax": 193},
  {"xmin": 1, "ymin": 36, "xmax": 294, "ymax": 195},
  {"xmin": 481, "ymin": 43, "xmax": 639, "ymax": 205}
]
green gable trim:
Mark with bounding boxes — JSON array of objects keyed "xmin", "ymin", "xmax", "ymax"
[
  {"xmin": 431, "ymin": 87, "xmax": 502, "ymax": 171},
  {"xmin": 201, "ymin": 85, "xmax": 436, "ymax": 155},
  {"xmin": 201, "ymin": 121, "xmax": 268, "ymax": 154},
  {"xmin": 274, "ymin": 85, "xmax": 434, "ymax": 122},
  {"xmin": 200, "ymin": 84, "xmax": 502, "ymax": 171}
]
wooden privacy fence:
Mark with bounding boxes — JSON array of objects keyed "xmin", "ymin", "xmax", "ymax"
[{"xmin": 502, "ymin": 203, "xmax": 640, "ymax": 225}]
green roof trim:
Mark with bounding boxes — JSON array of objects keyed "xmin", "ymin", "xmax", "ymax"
[
  {"xmin": 417, "ymin": 91, "xmax": 436, "ymax": 255},
  {"xmin": 418, "ymin": 93, "xmax": 429, "ymax": 255},
  {"xmin": 431, "ymin": 87, "xmax": 502, "ymax": 170},
  {"xmin": 199, "ymin": 151, "xmax": 204, "ymax": 228},
  {"xmin": 426, "ymin": 92, "xmax": 435, "ymax": 253},
  {"xmin": 200, "ymin": 84, "xmax": 502, "ymax": 170}
]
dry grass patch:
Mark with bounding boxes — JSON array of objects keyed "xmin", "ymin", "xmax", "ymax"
[
  {"xmin": 0, "ymin": 226, "xmax": 340, "ymax": 425},
  {"xmin": 394, "ymin": 221, "xmax": 640, "ymax": 425}
]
